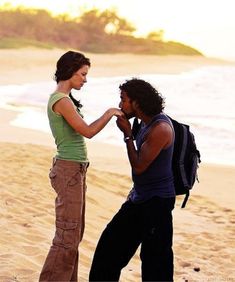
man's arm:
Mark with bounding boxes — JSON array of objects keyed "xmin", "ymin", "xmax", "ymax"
[{"xmin": 117, "ymin": 117, "xmax": 173, "ymax": 175}]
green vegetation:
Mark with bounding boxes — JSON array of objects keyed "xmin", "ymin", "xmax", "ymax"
[
  {"xmin": 0, "ymin": 37, "xmax": 54, "ymax": 49},
  {"xmin": 0, "ymin": 5, "xmax": 203, "ymax": 55}
]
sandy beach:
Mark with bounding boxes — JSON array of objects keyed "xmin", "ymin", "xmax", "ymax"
[{"xmin": 0, "ymin": 48, "xmax": 235, "ymax": 281}]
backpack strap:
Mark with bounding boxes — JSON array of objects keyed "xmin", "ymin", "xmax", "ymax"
[
  {"xmin": 181, "ymin": 191, "xmax": 189, "ymax": 208},
  {"xmin": 179, "ymin": 123, "xmax": 189, "ymax": 188}
]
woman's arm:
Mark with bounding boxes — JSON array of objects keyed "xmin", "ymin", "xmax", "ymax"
[{"xmin": 53, "ymin": 97, "xmax": 123, "ymax": 138}]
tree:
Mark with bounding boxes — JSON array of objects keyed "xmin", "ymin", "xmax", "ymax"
[
  {"xmin": 79, "ymin": 8, "xmax": 135, "ymax": 37},
  {"xmin": 147, "ymin": 30, "xmax": 165, "ymax": 41}
]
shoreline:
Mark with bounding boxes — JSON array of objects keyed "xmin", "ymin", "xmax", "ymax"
[
  {"xmin": 1, "ymin": 48, "xmax": 235, "ymax": 85},
  {"xmin": 1, "ymin": 105, "xmax": 235, "ymax": 168}
]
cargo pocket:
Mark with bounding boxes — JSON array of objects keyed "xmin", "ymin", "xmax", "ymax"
[
  {"xmin": 49, "ymin": 169, "xmax": 57, "ymax": 191},
  {"xmin": 55, "ymin": 220, "xmax": 79, "ymax": 249},
  {"xmin": 67, "ymin": 172, "xmax": 83, "ymax": 200},
  {"xmin": 68, "ymin": 172, "xmax": 82, "ymax": 186},
  {"xmin": 66, "ymin": 172, "xmax": 84, "ymax": 219}
]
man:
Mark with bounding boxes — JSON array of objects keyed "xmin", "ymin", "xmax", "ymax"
[{"xmin": 89, "ymin": 78, "xmax": 176, "ymax": 282}]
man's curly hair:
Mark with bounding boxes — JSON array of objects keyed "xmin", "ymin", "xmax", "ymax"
[{"xmin": 119, "ymin": 78, "xmax": 165, "ymax": 116}]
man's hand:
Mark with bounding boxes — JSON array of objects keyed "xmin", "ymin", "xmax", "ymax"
[{"xmin": 116, "ymin": 116, "xmax": 132, "ymax": 137}]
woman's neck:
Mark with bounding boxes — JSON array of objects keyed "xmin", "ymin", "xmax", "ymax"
[{"xmin": 56, "ymin": 81, "xmax": 71, "ymax": 95}]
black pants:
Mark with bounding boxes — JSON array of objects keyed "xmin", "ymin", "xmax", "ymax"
[{"xmin": 89, "ymin": 196, "xmax": 175, "ymax": 282}]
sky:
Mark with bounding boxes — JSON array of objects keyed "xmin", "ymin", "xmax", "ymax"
[{"xmin": 1, "ymin": 0, "xmax": 235, "ymax": 61}]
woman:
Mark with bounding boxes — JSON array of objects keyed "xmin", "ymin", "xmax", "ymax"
[{"xmin": 39, "ymin": 51, "xmax": 122, "ymax": 281}]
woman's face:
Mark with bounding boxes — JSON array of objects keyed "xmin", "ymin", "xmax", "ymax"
[{"xmin": 71, "ymin": 65, "xmax": 90, "ymax": 90}]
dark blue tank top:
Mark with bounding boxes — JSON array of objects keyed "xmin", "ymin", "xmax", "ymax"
[{"xmin": 129, "ymin": 113, "xmax": 175, "ymax": 203}]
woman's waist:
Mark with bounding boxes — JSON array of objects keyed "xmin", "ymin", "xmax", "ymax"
[
  {"xmin": 53, "ymin": 157, "xmax": 89, "ymax": 168},
  {"xmin": 56, "ymin": 142, "xmax": 88, "ymax": 162}
]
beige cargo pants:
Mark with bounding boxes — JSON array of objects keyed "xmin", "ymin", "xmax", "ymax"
[{"xmin": 39, "ymin": 158, "xmax": 88, "ymax": 281}]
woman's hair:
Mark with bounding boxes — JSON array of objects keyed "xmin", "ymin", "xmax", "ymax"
[
  {"xmin": 55, "ymin": 50, "xmax": 90, "ymax": 82},
  {"xmin": 119, "ymin": 78, "xmax": 165, "ymax": 116},
  {"xmin": 55, "ymin": 50, "xmax": 91, "ymax": 109}
]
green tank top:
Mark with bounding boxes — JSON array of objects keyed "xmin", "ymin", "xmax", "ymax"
[{"xmin": 47, "ymin": 92, "xmax": 88, "ymax": 162}]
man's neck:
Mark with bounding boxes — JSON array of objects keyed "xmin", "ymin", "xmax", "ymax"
[{"xmin": 138, "ymin": 113, "xmax": 155, "ymax": 125}]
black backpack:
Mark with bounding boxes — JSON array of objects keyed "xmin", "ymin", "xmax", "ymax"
[{"xmin": 132, "ymin": 116, "xmax": 201, "ymax": 208}]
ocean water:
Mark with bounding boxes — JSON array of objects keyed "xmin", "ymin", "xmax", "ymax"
[{"xmin": 1, "ymin": 66, "xmax": 235, "ymax": 166}]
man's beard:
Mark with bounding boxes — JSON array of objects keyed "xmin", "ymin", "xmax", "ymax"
[{"xmin": 124, "ymin": 112, "xmax": 135, "ymax": 120}]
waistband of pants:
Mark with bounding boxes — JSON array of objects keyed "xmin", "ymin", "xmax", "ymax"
[{"xmin": 53, "ymin": 157, "xmax": 89, "ymax": 168}]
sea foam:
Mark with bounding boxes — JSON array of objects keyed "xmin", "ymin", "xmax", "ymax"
[{"xmin": 1, "ymin": 66, "xmax": 235, "ymax": 166}]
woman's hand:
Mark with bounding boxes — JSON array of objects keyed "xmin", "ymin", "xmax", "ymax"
[{"xmin": 107, "ymin": 108, "xmax": 124, "ymax": 117}]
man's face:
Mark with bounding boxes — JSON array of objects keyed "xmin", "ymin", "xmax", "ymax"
[{"xmin": 119, "ymin": 90, "xmax": 135, "ymax": 119}]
